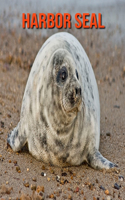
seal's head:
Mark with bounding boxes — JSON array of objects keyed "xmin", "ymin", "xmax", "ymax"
[{"xmin": 51, "ymin": 49, "xmax": 82, "ymax": 119}]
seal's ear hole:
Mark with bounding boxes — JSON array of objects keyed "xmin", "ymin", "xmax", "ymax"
[
  {"xmin": 56, "ymin": 67, "xmax": 68, "ymax": 83},
  {"xmin": 75, "ymin": 69, "xmax": 79, "ymax": 80}
]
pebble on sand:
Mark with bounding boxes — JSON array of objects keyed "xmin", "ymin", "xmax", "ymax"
[
  {"xmin": 114, "ymin": 183, "xmax": 121, "ymax": 190},
  {"xmin": 30, "ymin": 184, "xmax": 36, "ymax": 190},
  {"xmin": 32, "ymin": 177, "xmax": 37, "ymax": 182},
  {"xmin": 41, "ymin": 172, "xmax": 46, "ymax": 176},
  {"xmin": 118, "ymin": 175, "xmax": 124, "ymax": 181},
  {"xmin": 56, "ymin": 175, "xmax": 60, "ymax": 182},
  {"xmin": 105, "ymin": 190, "xmax": 110, "ymax": 195},
  {"xmin": 23, "ymin": 180, "xmax": 29, "ymax": 187},
  {"xmin": 36, "ymin": 185, "xmax": 44, "ymax": 193}
]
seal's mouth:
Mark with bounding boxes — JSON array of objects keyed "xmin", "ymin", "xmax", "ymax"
[
  {"xmin": 62, "ymin": 88, "xmax": 82, "ymax": 115},
  {"xmin": 66, "ymin": 99, "xmax": 82, "ymax": 114}
]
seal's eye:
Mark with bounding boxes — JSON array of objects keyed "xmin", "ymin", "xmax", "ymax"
[
  {"xmin": 75, "ymin": 69, "xmax": 79, "ymax": 80},
  {"xmin": 56, "ymin": 67, "xmax": 68, "ymax": 83},
  {"xmin": 61, "ymin": 71, "xmax": 67, "ymax": 81}
]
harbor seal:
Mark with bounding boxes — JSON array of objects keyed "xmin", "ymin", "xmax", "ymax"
[{"xmin": 7, "ymin": 32, "xmax": 117, "ymax": 169}]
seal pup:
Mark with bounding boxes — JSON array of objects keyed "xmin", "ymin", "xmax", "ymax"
[{"xmin": 7, "ymin": 32, "xmax": 117, "ymax": 169}]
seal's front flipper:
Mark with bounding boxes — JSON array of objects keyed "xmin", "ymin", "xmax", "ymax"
[
  {"xmin": 87, "ymin": 149, "xmax": 118, "ymax": 170},
  {"xmin": 7, "ymin": 123, "xmax": 27, "ymax": 152}
]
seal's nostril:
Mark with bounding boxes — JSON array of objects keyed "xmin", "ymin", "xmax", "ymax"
[{"xmin": 75, "ymin": 87, "xmax": 81, "ymax": 96}]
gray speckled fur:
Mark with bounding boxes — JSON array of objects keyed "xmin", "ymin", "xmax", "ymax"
[{"xmin": 7, "ymin": 32, "xmax": 117, "ymax": 169}]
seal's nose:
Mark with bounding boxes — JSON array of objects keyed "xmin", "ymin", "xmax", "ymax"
[{"xmin": 75, "ymin": 87, "xmax": 81, "ymax": 96}]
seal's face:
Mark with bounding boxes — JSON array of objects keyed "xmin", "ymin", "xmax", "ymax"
[{"xmin": 52, "ymin": 49, "xmax": 82, "ymax": 116}]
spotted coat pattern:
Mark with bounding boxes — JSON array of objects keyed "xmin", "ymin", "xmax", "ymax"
[{"xmin": 7, "ymin": 32, "xmax": 117, "ymax": 169}]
